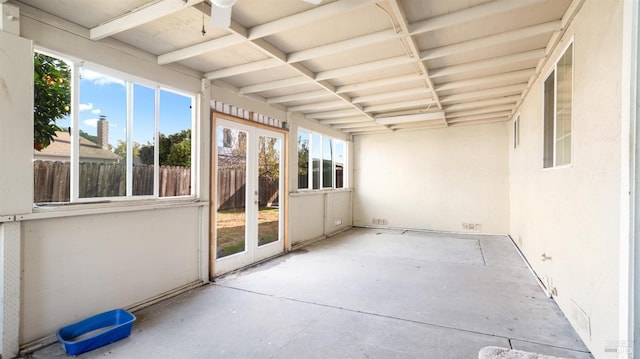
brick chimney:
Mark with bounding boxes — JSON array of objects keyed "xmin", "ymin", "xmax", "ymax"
[{"xmin": 96, "ymin": 115, "xmax": 109, "ymax": 149}]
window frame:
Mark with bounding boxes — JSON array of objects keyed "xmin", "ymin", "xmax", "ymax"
[
  {"xmin": 542, "ymin": 40, "xmax": 574, "ymax": 170},
  {"xmin": 34, "ymin": 48, "xmax": 197, "ymax": 205},
  {"xmin": 297, "ymin": 128, "xmax": 347, "ymax": 191},
  {"xmin": 513, "ymin": 113, "xmax": 520, "ymax": 149}
]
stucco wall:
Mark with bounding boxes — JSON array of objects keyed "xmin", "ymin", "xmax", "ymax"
[
  {"xmin": 21, "ymin": 206, "xmax": 202, "ymax": 343},
  {"xmin": 352, "ymin": 122, "xmax": 510, "ymax": 234},
  {"xmin": 508, "ymin": 0, "xmax": 622, "ymax": 356}
]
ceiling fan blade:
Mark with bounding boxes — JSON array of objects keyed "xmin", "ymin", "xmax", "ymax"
[
  {"xmin": 211, "ymin": 3, "xmax": 233, "ymax": 28},
  {"xmin": 303, "ymin": 0, "xmax": 322, "ymax": 4}
]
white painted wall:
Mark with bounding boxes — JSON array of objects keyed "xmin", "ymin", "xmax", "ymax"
[
  {"xmin": 289, "ymin": 190, "xmax": 352, "ymax": 246},
  {"xmin": 508, "ymin": 0, "xmax": 623, "ymax": 356},
  {"xmin": 352, "ymin": 123, "xmax": 510, "ymax": 234},
  {"xmin": 21, "ymin": 206, "xmax": 202, "ymax": 343}
]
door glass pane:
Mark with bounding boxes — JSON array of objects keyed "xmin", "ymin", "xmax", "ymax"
[
  {"xmin": 258, "ymin": 135, "xmax": 280, "ymax": 247},
  {"xmin": 216, "ymin": 126, "xmax": 247, "ymax": 259}
]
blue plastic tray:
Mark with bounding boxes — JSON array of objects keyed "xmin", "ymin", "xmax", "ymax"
[{"xmin": 56, "ymin": 309, "xmax": 136, "ymax": 355}]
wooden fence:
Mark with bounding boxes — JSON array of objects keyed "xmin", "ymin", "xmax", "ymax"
[
  {"xmin": 217, "ymin": 167, "xmax": 279, "ymax": 211},
  {"xmin": 34, "ymin": 160, "xmax": 191, "ymax": 202}
]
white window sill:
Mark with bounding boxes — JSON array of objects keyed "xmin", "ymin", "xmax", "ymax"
[
  {"xmin": 290, "ymin": 188, "xmax": 353, "ymax": 197},
  {"xmin": 18, "ymin": 197, "xmax": 207, "ymax": 221}
]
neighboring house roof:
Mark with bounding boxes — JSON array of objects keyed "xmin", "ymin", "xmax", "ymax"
[{"xmin": 34, "ymin": 131, "xmax": 120, "ymax": 162}]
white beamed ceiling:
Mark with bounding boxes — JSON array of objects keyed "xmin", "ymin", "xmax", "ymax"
[{"xmin": 15, "ymin": 0, "xmax": 576, "ymax": 133}]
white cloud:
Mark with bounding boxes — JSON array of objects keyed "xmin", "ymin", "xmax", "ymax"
[
  {"xmin": 83, "ymin": 118, "xmax": 98, "ymax": 128},
  {"xmin": 91, "ymin": 109, "xmax": 101, "ymax": 114},
  {"xmin": 79, "ymin": 103, "xmax": 93, "ymax": 112},
  {"xmin": 80, "ymin": 69, "xmax": 125, "ymax": 86}
]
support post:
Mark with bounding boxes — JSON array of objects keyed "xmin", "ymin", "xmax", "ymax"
[{"xmin": 0, "ymin": 222, "xmax": 21, "ymax": 358}]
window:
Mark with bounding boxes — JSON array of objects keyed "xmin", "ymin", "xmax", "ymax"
[
  {"xmin": 322, "ymin": 137, "xmax": 333, "ymax": 188},
  {"xmin": 543, "ymin": 42, "xmax": 573, "ymax": 168},
  {"xmin": 297, "ymin": 130, "xmax": 310, "ymax": 189},
  {"xmin": 33, "ymin": 51, "xmax": 195, "ymax": 203},
  {"xmin": 297, "ymin": 129, "xmax": 346, "ymax": 190},
  {"xmin": 335, "ymin": 140, "xmax": 345, "ymax": 188}
]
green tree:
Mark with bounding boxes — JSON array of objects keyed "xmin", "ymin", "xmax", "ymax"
[
  {"xmin": 33, "ymin": 53, "xmax": 71, "ymax": 150},
  {"xmin": 139, "ymin": 141, "xmax": 154, "ymax": 165},
  {"xmin": 259, "ymin": 137, "xmax": 279, "ymax": 182},
  {"xmin": 113, "ymin": 140, "xmax": 140, "ymax": 160},
  {"xmin": 79, "ymin": 130, "xmax": 97, "ymax": 144},
  {"xmin": 139, "ymin": 129, "xmax": 191, "ymax": 167},
  {"xmin": 297, "ymin": 136, "xmax": 309, "ymax": 188}
]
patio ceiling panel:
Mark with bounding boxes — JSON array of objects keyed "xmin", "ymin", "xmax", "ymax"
[{"xmin": 15, "ymin": 0, "xmax": 578, "ymax": 132}]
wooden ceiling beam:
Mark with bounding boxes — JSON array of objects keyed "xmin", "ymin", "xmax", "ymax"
[
  {"xmin": 421, "ymin": 21, "xmax": 561, "ymax": 60},
  {"xmin": 430, "ymin": 49, "xmax": 545, "ymax": 78},
  {"xmin": 90, "ymin": 0, "xmax": 202, "ymax": 40},
  {"xmin": 409, "ymin": 0, "xmax": 548, "ymax": 35}
]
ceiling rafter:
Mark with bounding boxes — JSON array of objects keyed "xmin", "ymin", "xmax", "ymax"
[
  {"xmin": 341, "ymin": 127, "xmax": 392, "ymax": 133},
  {"xmin": 90, "ymin": 0, "xmax": 202, "ymax": 41},
  {"xmin": 336, "ymin": 74, "xmax": 423, "ymax": 94},
  {"xmin": 389, "ymin": 122, "xmax": 446, "ymax": 131},
  {"xmin": 247, "ymin": 0, "xmax": 373, "ymax": 40},
  {"xmin": 266, "ymin": 90, "xmax": 332, "ymax": 104},
  {"xmin": 409, "ymin": 0, "xmax": 548, "ymax": 35},
  {"xmin": 448, "ymin": 111, "xmax": 512, "ymax": 123},
  {"xmin": 288, "ymin": 100, "xmax": 351, "ymax": 113},
  {"xmin": 314, "ymin": 56, "xmax": 414, "ymax": 81},
  {"xmin": 444, "ymin": 95, "xmax": 521, "ymax": 112},
  {"xmin": 158, "ymin": 34, "xmax": 244, "ymax": 65},
  {"xmin": 287, "ymin": 29, "xmax": 400, "ymax": 63},
  {"xmin": 306, "ymin": 109, "xmax": 363, "ymax": 119},
  {"xmin": 429, "ymin": 49, "xmax": 546, "ymax": 78},
  {"xmin": 445, "ymin": 105, "xmax": 515, "ymax": 119},
  {"xmin": 331, "ymin": 122, "xmax": 379, "ymax": 129},
  {"xmin": 204, "ymin": 58, "xmax": 282, "ymax": 80},
  {"xmin": 421, "ymin": 21, "xmax": 561, "ymax": 60},
  {"xmin": 239, "ymin": 76, "xmax": 309, "ymax": 95},
  {"xmin": 375, "ymin": 111, "xmax": 445, "ymax": 125},
  {"xmin": 156, "ymin": 0, "xmax": 371, "ymax": 65},
  {"xmin": 439, "ymin": 84, "xmax": 527, "ymax": 104},
  {"xmin": 352, "ymin": 88, "xmax": 430, "ymax": 104},
  {"xmin": 364, "ymin": 98, "xmax": 437, "ymax": 113},
  {"xmin": 387, "ymin": 0, "xmax": 442, "ymax": 114},
  {"xmin": 434, "ymin": 69, "xmax": 535, "ymax": 92},
  {"xmin": 185, "ymin": 1, "xmax": 393, "ymax": 123},
  {"xmin": 319, "ymin": 117, "xmax": 371, "ymax": 125}
]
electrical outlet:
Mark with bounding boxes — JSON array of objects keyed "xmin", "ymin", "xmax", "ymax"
[{"xmin": 462, "ymin": 223, "xmax": 468, "ymax": 229}]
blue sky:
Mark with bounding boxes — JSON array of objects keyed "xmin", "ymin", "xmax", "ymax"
[{"xmin": 57, "ymin": 68, "xmax": 193, "ymax": 148}]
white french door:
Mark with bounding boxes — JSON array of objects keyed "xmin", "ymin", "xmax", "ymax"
[{"xmin": 213, "ymin": 118, "xmax": 285, "ymax": 276}]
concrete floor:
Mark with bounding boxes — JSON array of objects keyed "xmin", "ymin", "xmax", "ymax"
[{"xmin": 30, "ymin": 228, "xmax": 592, "ymax": 358}]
